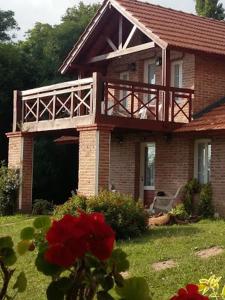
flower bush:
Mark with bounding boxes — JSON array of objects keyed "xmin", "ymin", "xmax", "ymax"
[
  {"xmin": 54, "ymin": 191, "xmax": 148, "ymax": 240},
  {"xmin": 18, "ymin": 212, "xmax": 152, "ymax": 300},
  {"xmin": 171, "ymin": 284, "xmax": 209, "ymax": 300}
]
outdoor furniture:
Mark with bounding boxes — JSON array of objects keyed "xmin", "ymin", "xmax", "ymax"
[{"xmin": 148, "ymin": 186, "xmax": 183, "ymax": 214}]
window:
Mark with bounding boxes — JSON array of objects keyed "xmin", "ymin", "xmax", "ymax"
[
  {"xmin": 119, "ymin": 72, "xmax": 129, "ymax": 109},
  {"xmin": 144, "ymin": 59, "xmax": 156, "ymax": 103},
  {"xmin": 144, "ymin": 143, "xmax": 155, "ymax": 189},
  {"xmin": 171, "ymin": 60, "xmax": 183, "ymax": 88},
  {"xmin": 194, "ymin": 140, "xmax": 211, "ymax": 184}
]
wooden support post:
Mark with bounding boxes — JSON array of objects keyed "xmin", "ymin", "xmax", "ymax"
[
  {"xmin": 13, "ymin": 90, "xmax": 22, "ymax": 132},
  {"xmin": 162, "ymin": 48, "xmax": 171, "ymax": 122},
  {"xmin": 93, "ymin": 72, "xmax": 102, "ymax": 122}
]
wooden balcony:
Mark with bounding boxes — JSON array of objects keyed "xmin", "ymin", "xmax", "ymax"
[{"xmin": 13, "ymin": 73, "xmax": 194, "ymax": 133}]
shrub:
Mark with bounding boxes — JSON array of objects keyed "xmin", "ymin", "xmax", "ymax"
[
  {"xmin": 169, "ymin": 204, "xmax": 188, "ymax": 220},
  {"xmin": 54, "ymin": 191, "xmax": 148, "ymax": 240},
  {"xmin": 198, "ymin": 183, "xmax": 214, "ymax": 218},
  {"xmin": 86, "ymin": 191, "xmax": 148, "ymax": 239},
  {"xmin": 0, "ymin": 163, "xmax": 20, "ymax": 215},
  {"xmin": 53, "ymin": 194, "xmax": 87, "ymax": 219},
  {"xmin": 182, "ymin": 179, "xmax": 200, "ymax": 215},
  {"xmin": 32, "ymin": 199, "xmax": 54, "ymax": 215}
]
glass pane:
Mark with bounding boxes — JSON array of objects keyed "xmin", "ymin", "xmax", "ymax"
[
  {"xmin": 174, "ymin": 64, "xmax": 180, "ymax": 87},
  {"xmin": 208, "ymin": 143, "xmax": 211, "ymax": 182},
  {"xmin": 198, "ymin": 143, "xmax": 206, "ymax": 184},
  {"xmin": 148, "ymin": 64, "xmax": 156, "ymax": 84},
  {"xmin": 144, "ymin": 144, "xmax": 155, "ymax": 187}
]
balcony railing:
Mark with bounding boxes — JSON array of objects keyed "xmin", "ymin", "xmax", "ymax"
[{"xmin": 13, "ymin": 73, "xmax": 194, "ymax": 132}]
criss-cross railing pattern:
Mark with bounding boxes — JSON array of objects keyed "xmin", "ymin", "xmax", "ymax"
[
  {"xmin": 103, "ymin": 78, "xmax": 194, "ymax": 123},
  {"xmin": 21, "ymin": 78, "xmax": 93, "ymax": 123}
]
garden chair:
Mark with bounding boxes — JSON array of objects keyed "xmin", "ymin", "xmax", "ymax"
[{"xmin": 148, "ymin": 186, "xmax": 183, "ymax": 214}]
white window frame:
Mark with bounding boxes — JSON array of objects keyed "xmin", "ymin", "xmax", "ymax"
[
  {"xmin": 140, "ymin": 142, "xmax": 156, "ymax": 192},
  {"xmin": 144, "ymin": 58, "xmax": 156, "ymax": 85},
  {"xmin": 119, "ymin": 71, "xmax": 129, "ymax": 109},
  {"xmin": 171, "ymin": 60, "xmax": 183, "ymax": 88},
  {"xmin": 194, "ymin": 139, "xmax": 211, "ymax": 184}
]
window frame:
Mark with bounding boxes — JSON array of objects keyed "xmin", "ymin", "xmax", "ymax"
[
  {"xmin": 119, "ymin": 71, "xmax": 129, "ymax": 109},
  {"xmin": 194, "ymin": 139, "xmax": 211, "ymax": 184},
  {"xmin": 140, "ymin": 142, "xmax": 156, "ymax": 191},
  {"xmin": 171, "ymin": 60, "xmax": 183, "ymax": 88}
]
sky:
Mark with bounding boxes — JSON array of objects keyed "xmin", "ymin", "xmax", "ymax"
[{"xmin": 0, "ymin": 0, "xmax": 225, "ymax": 40}]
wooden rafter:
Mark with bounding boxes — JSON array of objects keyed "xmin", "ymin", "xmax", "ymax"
[
  {"xmin": 123, "ymin": 25, "xmax": 137, "ymax": 49},
  {"xmin": 89, "ymin": 42, "xmax": 155, "ymax": 63}
]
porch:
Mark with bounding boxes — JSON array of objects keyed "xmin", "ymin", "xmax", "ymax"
[{"xmin": 13, "ymin": 73, "xmax": 194, "ymax": 133}]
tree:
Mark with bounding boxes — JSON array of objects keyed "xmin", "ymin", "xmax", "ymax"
[
  {"xmin": 195, "ymin": 0, "xmax": 225, "ymax": 20},
  {"xmin": 0, "ymin": 10, "xmax": 18, "ymax": 41}
]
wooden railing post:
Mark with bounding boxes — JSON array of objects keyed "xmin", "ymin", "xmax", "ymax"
[
  {"xmin": 13, "ymin": 90, "xmax": 22, "ymax": 132},
  {"xmin": 92, "ymin": 72, "xmax": 102, "ymax": 121},
  {"xmin": 162, "ymin": 48, "xmax": 171, "ymax": 122}
]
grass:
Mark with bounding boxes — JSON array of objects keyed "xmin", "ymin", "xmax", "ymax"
[{"xmin": 1, "ymin": 216, "xmax": 225, "ymax": 299}]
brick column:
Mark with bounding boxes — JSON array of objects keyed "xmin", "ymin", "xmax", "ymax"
[
  {"xmin": 77, "ymin": 125, "xmax": 113, "ymax": 196},
  {"xmin": 6, "ymin": 132, "xmax": 33, "ymax": 213}
]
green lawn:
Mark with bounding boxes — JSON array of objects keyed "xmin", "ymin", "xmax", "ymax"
[{"xmin": 1, "ymin": 216, "xmax": 225, "ymax": 299}]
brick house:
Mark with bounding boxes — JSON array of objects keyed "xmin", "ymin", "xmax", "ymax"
[{"xmin": 7, "ymin": 0, "xmax": 225, "ymax": 214}]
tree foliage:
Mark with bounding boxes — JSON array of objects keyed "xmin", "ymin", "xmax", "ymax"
[
  {"xmin": 0, "ymin": 9, "xmax": 18, "ymax": 41},
  {"xmin": 195, "ymin": 0, "xmax": 225, "ymax": 20}
]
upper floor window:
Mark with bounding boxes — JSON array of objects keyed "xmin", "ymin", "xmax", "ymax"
[
  {"xmin": 171, "ymin": 60, "xmax": 183, "ymax": 88},
  {"xmin": 119, "ymin": 71, "xmax": 129, "ymax": 109},
  {"xmin": 144, "ymin": 59, "xmax": 156, "ymax": 103},
  {"xmin": 194, "ymin": 139, "xmax": 211, "ymax": 184}
]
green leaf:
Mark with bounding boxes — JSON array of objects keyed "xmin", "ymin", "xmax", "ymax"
[
  {"xmin": 115, "ymin": 277, "xmax": 152, "ymax": 300},
  {"xmin": 13, "ymin": 271, "xmax": 27, "ymax": 293},
  {"xmin": 33, "ymin": 216, "xmax": 51, "ymax": 230},
  {"xmin": 20, "ymin": 227, "xmax": 35, "ymax": 240},
  {"xmin": 101, "ymin": 275, "xmax": 114, "ymax": 291},
  {"xmin": 97, "ymin": 291, "xmax": 114, "ymax": 300},
  {"xmin": 0, "ymin": 248, "xmax": 17, "ymax": 266},
  {"xmin": 0, "ymin": 236, "xmax": 13, "ymax": 249},
  {"xmin": 17, "ymin": 240, "xmax": 30, "ymax": 255},
  {"xmin": 114, "ymin": 272, "xmax": 124, "ymax": 288},
  {"xmin": 109, "ymin": 249, "xmax": 129, "ymax": 273},
  {"xmin": 55, "ymin": 277, "xmax": 73, "ymax": 293},
  {"xmin": 35, "ymin": 252, "xmax": 62, "ymax": 276},
  {"xmin": 47, "ymin": 282, "xmax": 64, "ymax": 300},
  {"xmin": 221, "ymin": 285, "xmax": 225, "ymax": 299}
]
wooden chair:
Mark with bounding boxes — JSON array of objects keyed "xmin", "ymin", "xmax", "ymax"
[{"xmin": 148, "ymin": 186, "xmax": 183, "ymax": 214}]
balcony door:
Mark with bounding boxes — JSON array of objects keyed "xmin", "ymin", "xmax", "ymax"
[
  {"xmin": 144, "ymin": 59, "xmax": 156, "ymax": 103},
  {"xmin": 140, "ymin": 143, "xmax": 156, "ymax": 204}
]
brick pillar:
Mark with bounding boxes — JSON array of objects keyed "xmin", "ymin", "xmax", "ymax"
[
  {"xmin": 6, "ymin": 132, "xmax": 33, "ymax": 213},
  {"xmin": 77, "ymin": 125, "xmax": 113, "ymax": 196}
]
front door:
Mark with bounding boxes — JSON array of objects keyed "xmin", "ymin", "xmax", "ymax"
[{"xmin": 140, "ymin": 143, "xmax": 156, "ymax": 205}]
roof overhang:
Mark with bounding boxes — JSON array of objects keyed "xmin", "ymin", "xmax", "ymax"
[{"xmin": 59, "ymin": 0, "xmax": 167, "ymax": 75}]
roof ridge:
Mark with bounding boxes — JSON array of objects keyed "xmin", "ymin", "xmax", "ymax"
[{"xmin": 121, "ymin": 0, "xmax": 225, "ymax": 25}]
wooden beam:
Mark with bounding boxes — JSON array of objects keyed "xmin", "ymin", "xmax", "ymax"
[
  {"xmin": 89, "ymin": 42, "xmax": 155, "ymax": 63},
  {"xmin": 123, "ymin": 25, "xmax": 137, "ymax": 49},
  {"xmin": 162, "ymin": 48, "xmax": 171, "ymax": 122},
  {"xmin": 106, "ymin": 37, "xmax": 117, "ymax": 51}
]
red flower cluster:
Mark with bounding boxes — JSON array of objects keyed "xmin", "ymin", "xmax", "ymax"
[
  {"xmin": 44, "ymin": 212, "xmax": 115, "ymax": 267},
  {"xmin": 170, "ymin": 284, "xmax": 209, "ymax": 300}
]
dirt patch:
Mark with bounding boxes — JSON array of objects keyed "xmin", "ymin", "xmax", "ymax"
[
  {"xmin": 152, "ymin": 259, "xmax": 177, "ymax": 271},
  {"xmin": 196, "ymin": 246, "xmax": 224, "ymax": 259}
]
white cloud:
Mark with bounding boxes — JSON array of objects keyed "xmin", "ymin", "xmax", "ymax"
[{"xmin": 1, "ymin": 0, "xmax": 225, "ymax": 40}]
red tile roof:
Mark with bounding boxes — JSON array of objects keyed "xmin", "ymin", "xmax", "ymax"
[
  {"xmin": 116, "ymin": 0, "xmax": 225, "ymax": 56},
  {"xmin": 176, "ymin": 103, "xmax": 225, "ymax": 133}
]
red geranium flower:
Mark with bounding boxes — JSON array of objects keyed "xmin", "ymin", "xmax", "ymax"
[
  {"xmin": 170, "ymin": 284, "xmax": 209, "ymax": 300},
  {"xmin": 44, "ymin": 212, "xmax": 115, "ymax": 267}
]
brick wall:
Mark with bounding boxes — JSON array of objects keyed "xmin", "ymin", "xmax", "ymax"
[
  {"xmin": 110, "ymin": 132, "xmax": 194, "ymax": 203},
  {"xmin": 211, "ymin": 136, "xmax": 225, "ymax": 214},
  {"xmin": 78, "ymin": 126, "xmax": 111, "ymax": 196},
  {"xmin": 195, "ymin": 54, "xmax": 225, "ymax": 113},
  {"xmin": 155, "ymin": 136, "xmax": 194, "ymax": 195},
  {"xmin": 7, "ymin": 132, "xmax": 33, "ymax": 213}
]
